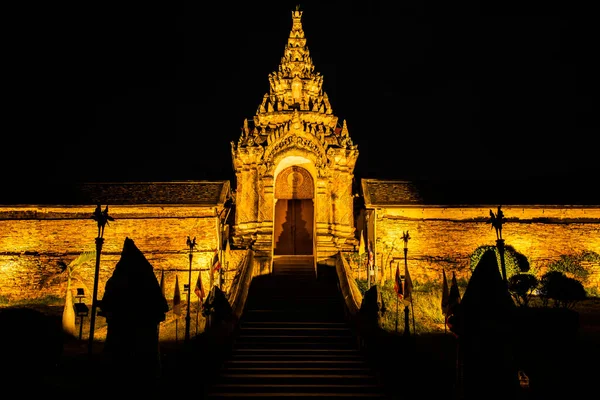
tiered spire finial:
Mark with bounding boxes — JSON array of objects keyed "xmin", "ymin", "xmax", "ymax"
[{"xmin": 234, "ymin": 7, "xmax": 357, "ymax": 153}]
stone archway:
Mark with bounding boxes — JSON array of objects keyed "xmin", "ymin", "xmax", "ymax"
[{"xmin": 273, "ymin": 166, "xmax": 314, "ymax": 255}]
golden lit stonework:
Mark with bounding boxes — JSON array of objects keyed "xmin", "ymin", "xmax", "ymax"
[
  {"xmin": 0, "ymin": 6, "xmax": 598, "ymax": 316},
  {"xmin": 231, "ymin": 7, "xmax": 358, "ymax": 263}
]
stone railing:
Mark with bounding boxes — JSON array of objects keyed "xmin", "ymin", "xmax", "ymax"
[
  {"xmin": 336, "ymin": 251, "xmax": 395, "ymax": 358},
  {"xmin": 335, "ymin": 252, "xmax": 362, "ymax": 317},
  {"xmin": 227, "ymin": 249, "xmax": 255, "ymax": 321},
  {"xmin": 195, "ymin": 249, "xmax": 255, "ymax": 373}
]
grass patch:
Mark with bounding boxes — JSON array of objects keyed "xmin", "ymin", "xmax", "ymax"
[
  {"xmin": 0, "ymin": 295, "xmax": 64, "ymax": 308},
  {"xmin": 356, "ymin": 279, "xmax": 452, "ymax": 335},
  {"xmin": 356, "ymin": 278, "xmax": 600, "ymax": 337}
]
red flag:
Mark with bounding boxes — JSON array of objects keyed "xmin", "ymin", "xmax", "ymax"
[
  {"xmin": 366, "ymin": 241, "xmax": 375, "ymax": 283},
  {"xmin": 194, "ymin": 270, "xmax": 205, "ymax": 302},
  {"xmin": 212, "ymin": 250, "xmax": 221, "ymax": 272},
  {"xmin": 441, "ymin": 269, "xmax": 450, "ymax": 315},
  {"xmin": 366, "ymin": 241, "xmax": 374, "ymax": 268},
  {"xmin": 404, "ymin": 262, "xmax": 414, "ymax": 303},
  {"xmin": 394, "ymin": 263, "xmax": 403, "ymax": 299},
  {"xmin": 173, "ymin": 275, "xmax": 181, "ymax": 316}
]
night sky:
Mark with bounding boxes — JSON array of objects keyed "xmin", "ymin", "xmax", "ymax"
[{"xmin": 4, "ymin": 1, "xmax": 597, "ymax": 201}]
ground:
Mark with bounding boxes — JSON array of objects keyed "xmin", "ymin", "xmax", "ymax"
[{"xmin": 1, "ymin": 297, "xmax": 599, "ymax": 398}]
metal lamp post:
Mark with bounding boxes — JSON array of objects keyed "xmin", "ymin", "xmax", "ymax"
[
  {"xmin": 489, "ymin": 206, "xmax": 507, "ymax": 284},
  {"xmin": 74, "ymin": 288, "xmax": 89, "ymax": 340},
  {"xmin": 402, "ymin": 230, "xmax": 411, "ymax": 336},
  {"xmin": 184, "ymin": 236, "xmax": 196, "ymax": 345},
  {"xmin": 88, "ymin": 204, "xmax": 113, "ymax": 356}
]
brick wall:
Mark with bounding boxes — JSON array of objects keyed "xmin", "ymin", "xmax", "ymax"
[
  {"xmin": 2, "ymin": 204, "xmax": 600, "ymax": 303},
  {"xmin": 370, "ymin": 206, "xmax": 600, "ymax": 290},
  {"xmin": 0, "ymin": 206, "xmax": 244, "ymax": 303}
]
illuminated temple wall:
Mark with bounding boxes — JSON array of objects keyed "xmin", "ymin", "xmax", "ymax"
[
  {"xmin": 370, "ymin": 206, "xmax": 600, "ymax": 290},
  {"xmin": 0, "ymin": 206, "xmax": 244, "ymax": 303},
  {"xmin": 1, "ymin": 203, "xmax": 600, "ymax": 303}
]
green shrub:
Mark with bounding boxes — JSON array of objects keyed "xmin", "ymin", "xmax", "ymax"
[
  {"xmin": 356, "ymin": 279, "xmax": 369, "ymax": 295},
  {"xmin": 470, "ymin": 244, "xmax": 529, "ymax": 279},
  {"xmin": 538, "ymin": 271, "xmax": 586, "ymax": 309},
  {"xmin": 508, "ymin": 273, "xmax": 539, "ymax": 307},
  {"xmin": 0, "ymin": 295, "xmax": 10, "ymax": 305},
  {"xmin": 547, "ymin": 252, "xmax": 595, "ymax": 284},
  {"xmin": 580, "ymin": 250, "xmax": 600, "ymax": 263}
]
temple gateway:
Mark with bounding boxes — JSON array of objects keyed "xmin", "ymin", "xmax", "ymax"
[{"xmin": 231, "ymin": 8, "xmax": 357, "ymax": 264}]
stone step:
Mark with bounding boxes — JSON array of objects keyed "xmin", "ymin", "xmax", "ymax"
[
  {"xmin": 245, "ymin": 295, "xmax": 341, "ymax": 304},
  {"xmin": 272, "ymin": 264, "xmax": 315, "ymax": 270},
  {"xmin": 208, "ymin": 383, "xmax": 385, "ymax": 395},
  {"xmin": 223, "ymin": 359, "xmax": 370, "ymax": 369},
  {"xmin": 205, "ymin": 261, "xmax": 389, "ymax": 400},
  {"xmin": 206, "ymin": 392, "xmax": 388, "ymax": 399},
  {"xmin": 247, "ymin": 281, "xmax": 331, "ymax": 291},
  {"xmin": 240, "ymin": 321, "xmax": 352, "ymax": 336},
  {"xmin": 213, "ymin": 373, "xmax": 380, "ymax": 386},
  {"xmin": 272, "ymin": 268, "xmax": 315, "ymax": 274},
  {"xmin": 230, "ymin": 348, "xmax": 362, "ymax": 356},
  {"xmin": 227, "ymin": 352, "xmax": 366, "ymax": 361},
  {"xmin": 241, "ymin": 310, "xmax": 346, "ymax": 323},
  {"xmin": 234, "ymin": 340, "xmax": 356, "ymax": 350},
  {"xmin": 221, "ymin": 367, "xmax": 373, "ymax": 374},
  {"xmin": 242, "ymin": 310, "xmax": 343, "ymax": 322},
  {"xmin": 239, "ymin": 321, "xmax": 349, "ymax": 329},
  {"xmin": 245, "ymin": 295, "xmax": 342, "ymax": 303},
  {"xmin": 243, "ymin": 305, "xmax": 345, "ymax": 314}
]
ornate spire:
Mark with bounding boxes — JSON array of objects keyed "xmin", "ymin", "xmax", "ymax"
[
  {"xmin": 235, "ymin": 7, "xmax": 356, "ymax": 153},
  {"xmin": 280, "ymin": 6, "xmax": 314, "ymax": 79}
]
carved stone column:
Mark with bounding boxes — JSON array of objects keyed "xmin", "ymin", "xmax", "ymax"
[
  {"xmin": 315, "ymin": 175, "xmax": 335, "ymax": 260},
  {"xmin": 254, "ymin": 175, "xmax": 274, "ymax": 255},
  {"xmin": 333, "ymin": 169, "xmax": 355, "ymax": 241},
  {"xmin": 232, "ymin": 146, "xmax": 264, "ymax": 248}
]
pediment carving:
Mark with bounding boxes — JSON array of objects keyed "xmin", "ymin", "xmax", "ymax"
[{"xmin": 275, "ymin": 166, "xmax": 314, "ymax": 199}]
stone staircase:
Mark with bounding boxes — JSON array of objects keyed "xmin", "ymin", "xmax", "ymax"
[{"xmin": 204, "ymin": 256, "xmax": 389, "ymax": 399}]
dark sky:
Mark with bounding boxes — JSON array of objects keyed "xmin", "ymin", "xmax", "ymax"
[{"xmin": 4, "ymin": 1, "xmax": 598, "ymax": 196}]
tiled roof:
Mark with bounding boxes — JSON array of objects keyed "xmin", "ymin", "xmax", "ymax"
[
  {"xmin": 0, "ymin": 181, "xmax": 231, "ymax": 206},
  {"xmin": 361, "ymin": 180, "xmax": 422, "ymax": 206},
  {"xmin": 75, "ymin": 181, "xmax": 231, "ymax": 205},
  {"xmin": 361, "ymin": 178, "xmax": 599, "ymax": 206}
]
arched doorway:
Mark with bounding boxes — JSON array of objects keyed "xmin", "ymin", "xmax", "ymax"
[{"xmin": 273, "ymin": 166, "xmax": 314, "ymax": 255}]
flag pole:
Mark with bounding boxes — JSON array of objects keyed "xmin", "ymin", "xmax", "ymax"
[
  {"xmin": 395, "ymin": 293, "xmax": 399, "ymax": 332},
  {"xmin": 394, "ymin": 262, "xmax": 403, "ymax": 333},
  {"xmin": 185, "ymin": 236, "xmax": 196, "ymax": 345},
  {"xmin": 402, "ymin": 230, "xmax": 411, "ymax": 337},
  {"xmin": 158, "ymin": 269, "xmax": 165, "ymax": 340},
  {"xmin": 173, "ymin": 274, "xmax": 182, "ymax": 345},
  {"xmin": 196, "ymin": 297, "xmax": 199, "ymax": 335},
  {"xmin": 411, "ymin": 296, "xmax": 416, "ymax": 334},
  {"xmin": 88, "ymin": 204, "xmax": 113, "ymax": 357}
]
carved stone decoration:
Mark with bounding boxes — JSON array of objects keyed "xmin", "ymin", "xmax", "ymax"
[
  {"xmin": 292, "ymin": 76, "xmax": 303, "ymax": 104},
  {"xmin": 257, "ymin": 178, "xmax": 267, "ymax": 220},
  {"xmin": 235, "ymin": 172, "xmax": 246, "ymax": 222},
  {"xmin": 275, "ymin": 166, "xmax": 314, "ymax": 200},
  {"xmin": 316, "ymin": 157, "xmax": 331, "ymax": 179},
  {"xmin": 264, "ymin": 134, "xmax": 328, "ymax": 169},
  {"xmin": 258, "ymin": 164, "xmax": 267, "ymax": 178}
]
